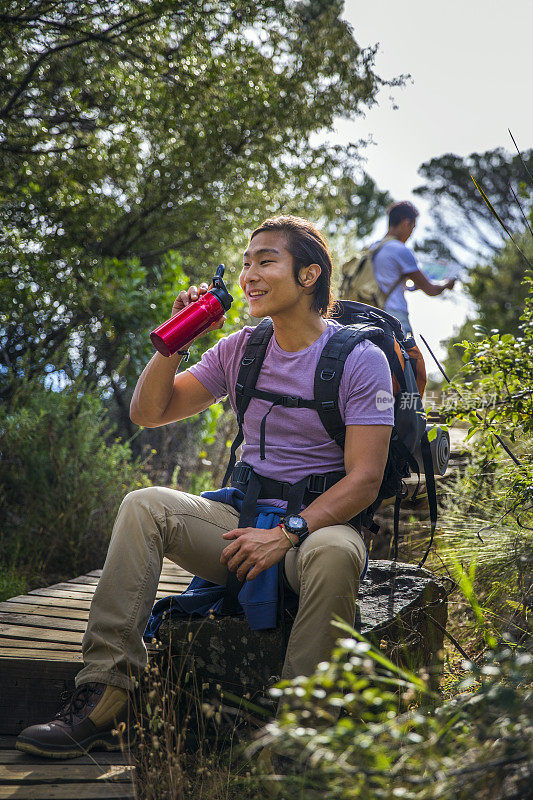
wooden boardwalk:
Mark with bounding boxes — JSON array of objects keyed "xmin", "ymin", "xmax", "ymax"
[
  {"xmin": 0, "ymin": 560, "xmax": 192, "ymax": 798},
  {"xmin": 0, "ymin": 735, "xmax": 135, "ymax": 799}
]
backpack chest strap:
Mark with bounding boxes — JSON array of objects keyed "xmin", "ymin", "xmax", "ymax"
[
  {"xmin": 236, "ymin": 384, "xmax": 320, "ymax": 410},
  {"xmin": 236, "ymin": 384, "xmax": 338, "ymax": 460}
]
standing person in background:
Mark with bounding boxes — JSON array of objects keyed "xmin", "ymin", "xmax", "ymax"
[{"xmin": 372, "ymin": 201, "xmax": 456, "ymax": 336}]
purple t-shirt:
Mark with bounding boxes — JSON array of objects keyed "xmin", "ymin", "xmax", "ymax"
[{"xmin": 189, "ymin": 319, "xmax": 394, "ymax": 510}]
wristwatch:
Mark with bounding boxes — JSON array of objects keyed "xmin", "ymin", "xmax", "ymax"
[{"xmin": 281, "ymin": 514, "xmax": 310, "ymax": 547}]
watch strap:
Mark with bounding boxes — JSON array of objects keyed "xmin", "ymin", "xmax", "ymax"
[{"xmin": 277, "ymin": 523, "xmax": 297, "ymax": 549}]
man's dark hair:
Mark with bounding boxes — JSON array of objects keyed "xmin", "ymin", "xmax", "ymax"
[
  {"xmin": 388, "ymin": 201, "xmax": 419, "ymax": 227},
  {"xmin": 250, "ymin": 215, "xmax": 334, "ymax": 316}
]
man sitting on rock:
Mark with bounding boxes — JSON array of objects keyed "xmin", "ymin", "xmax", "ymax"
[{"xmin": 17, "ymin": 216, "xmax": 393, "ymax": 758}]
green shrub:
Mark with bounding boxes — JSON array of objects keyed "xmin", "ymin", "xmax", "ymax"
[
  {"xmin": 0, "ymin": 378, "xmax": 150, "ymax": 580},
  {"xmin": 0, "ymin": 565, "xmax": 27, "ymax": 602},
  {"xmin": 256, "ymin": 622, "xmax": 532, "ymax": 800},
  {"xmin": 434, "ymin": 280, "xmax": 533, "ymax": 636}
]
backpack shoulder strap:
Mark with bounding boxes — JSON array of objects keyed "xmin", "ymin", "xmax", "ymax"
[
  {"xmin": 222, "ymin": 318, "xmax": 273, "ymax": 486},
  {"xmin": 369, "ymin": 234, "xmax": 395, "ymax": 256},
  {"xmin": 234, "ymin": 318, "xmax": 274, "ymax": 418},
  {"xmin": 382, "ymin": 272, "xmax": 408, "ymax": 302},
  {"xmin": 314, "ymin": 325, "xmax": 385, "ymax": 449},
  {"xmin": 370, "ymin": 236, "xmax": 406, "ymax": 301}
]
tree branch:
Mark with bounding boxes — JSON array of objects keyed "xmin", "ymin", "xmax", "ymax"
[
  {"xmin": 1, "ymin": 10, "xmax": 155, "ymax": 119},
  {"xmin": 0, "ymin": 142, "xmax": 89, "ymax": 154},
  {"xmin": 137, "ymin": 234, "xmax": 201, "ymax": 259}
]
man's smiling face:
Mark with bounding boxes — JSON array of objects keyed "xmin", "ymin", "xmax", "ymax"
[{"xmin": 240, "ymin": 230, "xmax": 305, "ymax": 318}]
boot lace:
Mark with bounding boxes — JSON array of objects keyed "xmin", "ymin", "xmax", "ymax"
[{"xmin": 54, "ymin": 683, "xmax": 101, "ymax": 725}]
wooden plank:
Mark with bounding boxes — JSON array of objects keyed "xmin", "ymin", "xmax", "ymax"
[
  {"xmin": 26, "ymin": 589, "xmax": 174, "ymax": 602},
  {"xmin": 68, "ymin": 576, "xmax": 189, "ymax": 587},
  {"xmin": 86, "ymin": 565, "xmax": 190, "ymax": 574},
  {"xmin": 0, "ymin": 649, "xmax": 82, "ymax": 661},
  {"xmin": 0, "ymin": 614, "xmax": 87, "ymax": 633},
  {"xmin": 0, "ymin": 640, "xmax": 80, "ymax": 652},
  {"xmin": 34, "ymin": 585, "xmax": 97, "ymax": 596},
  {"xmin": 0, "ymin": 604, "xmax": 89, "ymax": 621},
  {"xmin": 84, "ymin": 569, "xmax": 191, "ymax": 579},
  {"xmin": 158, "ymin": 580, "xmax": 191, "ymax": 587},
  {"xmin": 62, "ymin": 579, "xmax": 189, "ymax": 594},
  {"xmin": 28, "ymin": 589, "xmax": 96, "ymax": 601},
  {"xmin": 67, "ymin": 577, "xmax": 190, "ymax": 591},
  {"xmin": 160, "ymin": 567, "xmax": 191, "ymax": 575},
  {"xmin": 7, "ymin": 596, "xmax": 93, "ymax": 611},
  {"xmin": 58, "ymin": 581, "xmax": 191, "ymax": 593},
  {"xmin": 0, "ymin": 625, "xmax": 83, "ymax": 645},
  {"xmin": 0, "ymin": 783, "xmax": 135, "ymax": 799},
  {"xmin": 0, "ymin": 763, "xmax": 134, "ymax": 783},
  {"xmin": 87, "ymin": 559, "xmax": 190, "ymax": 577},
  {"xmin": 0, "ymin": 752, "xmax": 132, "ymax": 766}
]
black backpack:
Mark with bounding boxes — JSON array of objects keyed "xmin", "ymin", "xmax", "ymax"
[{"xmin": 222, "ymin": 300, "xmax": 438, "ymax": 567}]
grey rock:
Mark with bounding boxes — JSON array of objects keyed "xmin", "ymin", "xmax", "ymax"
[{"xmin": 157, "ymin": 560, "xmax": 448, "ymax": 700}]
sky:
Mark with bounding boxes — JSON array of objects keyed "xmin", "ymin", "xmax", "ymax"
[{"xmin": 332, "ymin": 0, "xmax": 532, "ymax": 368}]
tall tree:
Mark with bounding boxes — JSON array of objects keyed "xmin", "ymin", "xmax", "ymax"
[
  {"xmin": 413, "ymin": 147, "xmax": 533, "ymax": 261},
  {"xmin": 0, "ymin": 0, "xmax": 394, "ymax": 436}
]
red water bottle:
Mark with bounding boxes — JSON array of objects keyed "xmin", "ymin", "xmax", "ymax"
[{"xmin": 150, "ymin": 264, "xmax": 233, "ymax": 357}]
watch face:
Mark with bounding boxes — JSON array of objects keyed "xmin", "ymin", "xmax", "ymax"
[{"xmin": 285, "ymin": 515, "xmax": 307, "ymax": 531}]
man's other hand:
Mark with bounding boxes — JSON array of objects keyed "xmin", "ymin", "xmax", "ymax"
[{"xmin": 220, "ymin": 526, "xmax": 293, "ymax": 581}]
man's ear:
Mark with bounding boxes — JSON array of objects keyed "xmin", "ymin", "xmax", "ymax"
[{"xmin": 299, "ymin": 263, "xmax": 321, "ymax": 288}]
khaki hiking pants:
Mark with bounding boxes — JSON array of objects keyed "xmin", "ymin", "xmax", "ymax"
[{"xmin": 76, "ymin": 487, "xmax": 367, "ymax": 692}]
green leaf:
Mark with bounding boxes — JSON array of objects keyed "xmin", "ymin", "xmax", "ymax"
[{"xmin": 427, "ymin": 426, "xmax": 438, "ymax": 442}]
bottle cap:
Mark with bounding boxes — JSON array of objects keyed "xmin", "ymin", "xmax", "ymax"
[{"xmin": 209, "ymin": 264, "xmax": 233, "ymax": 311}]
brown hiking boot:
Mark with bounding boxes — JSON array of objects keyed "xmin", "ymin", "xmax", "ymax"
[{"xmin": 16, "ymin": 682, "xmax": 130, "ymax": 759}]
